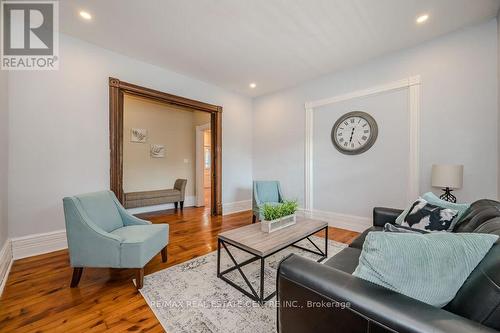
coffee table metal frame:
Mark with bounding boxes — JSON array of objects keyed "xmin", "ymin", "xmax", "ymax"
[{"xmin": 216, "ymin": 225, "xmax": 328, "ymax": 304}]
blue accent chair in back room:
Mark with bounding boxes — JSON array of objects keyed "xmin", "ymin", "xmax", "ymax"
[
  {"xmin": 252, "ymin": 180, "xmax": 285, "ymax": 223},
  {"xmin": 62, "ymin": 191, "xmax": 169, "ymax": 289}
]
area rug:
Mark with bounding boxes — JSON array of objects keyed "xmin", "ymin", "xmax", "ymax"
[{"xmin": 139, "ymin": 236, "xmax": 346, "ymax": 333}]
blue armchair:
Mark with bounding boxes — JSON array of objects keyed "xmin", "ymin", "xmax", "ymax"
[
  {"xmin": 63, "ymin": 191, "xmax": 169, "ymax": 289},
  {"xmin": 252, "ymin": 180, "xmax": 285, "ymax": 223}
]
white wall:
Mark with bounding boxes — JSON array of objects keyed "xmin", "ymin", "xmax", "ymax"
[
  {"xmin": 253, "ymin": 20, "xmax": 498, "ymax": 218},
  {"xmin": 0, "ymin": 69, "xmax": 8, "ymax": 248},
  {"xmin": 8, "ymin": 34, "xmax": 253, "ymax": 238}
]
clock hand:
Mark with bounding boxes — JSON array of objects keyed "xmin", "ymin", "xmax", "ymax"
[{"xmin": 349, "ymin": 128, "xmax": 355, "ymax": 143}]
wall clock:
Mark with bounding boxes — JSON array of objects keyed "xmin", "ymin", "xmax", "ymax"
[{"xmin": 331, "ymin": 111, "xmax": 378, "ymax": 155}]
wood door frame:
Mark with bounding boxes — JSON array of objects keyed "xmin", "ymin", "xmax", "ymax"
[{"xmin": 109, "ymin": 77, "xmax": 223, "ymax": 215}]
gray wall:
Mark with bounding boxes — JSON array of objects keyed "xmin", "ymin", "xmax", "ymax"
[
  {"xmin": 253, "ymin": 19, "xmax": 498, "ymax": 217},
  {"xmin": 0, "ymin": 69, "xmax": 8, "ymax": 248},
  {"xmin": 313, "ymin": 89, "xmax": 410, "ymax": 217}
]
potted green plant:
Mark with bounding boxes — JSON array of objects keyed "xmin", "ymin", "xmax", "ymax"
[{"xmin": 261, "ymin": 200, "xmax": 299, "ymax": 233}]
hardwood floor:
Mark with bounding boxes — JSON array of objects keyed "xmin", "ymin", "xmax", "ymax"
[{"xmin": 0, "ymin": 207, "xmax": 359, "ymax": 332}]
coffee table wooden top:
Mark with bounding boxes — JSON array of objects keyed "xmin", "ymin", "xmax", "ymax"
[{"xmin": 218, "ymin": 218, "xmax": 328, "ymax": 257}]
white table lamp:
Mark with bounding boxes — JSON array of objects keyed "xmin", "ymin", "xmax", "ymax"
[{"xmin": 431, "ymin": 164, "xmax": 463, "ymax": 203}]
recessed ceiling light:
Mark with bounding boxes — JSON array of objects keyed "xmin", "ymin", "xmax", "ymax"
[
  {"xmin": 79, "ymin": 11, "xmax": 92, "ymax": 20},
  {"xmin": 249, "ymin": 83, "xmax": 257, "ymax": 89},
  {"xmin": 416, "ymin": 14, "xmax": 429, "ymax": 24}
]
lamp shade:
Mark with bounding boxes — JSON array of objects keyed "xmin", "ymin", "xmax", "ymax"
[{"xmin": 431, "ymin": 164, "xmax": 463, "ymax": 189}]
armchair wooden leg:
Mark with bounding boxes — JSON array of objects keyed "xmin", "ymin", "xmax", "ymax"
[
  {"xmin": 252, "ymin": 215, "xmax": 256, "ymax": 224},
  {"xmin": 161, "ymin": 246, "xmax": 168, "ymax": 263},
  {"xmin": 174, "ymin": 202, "xmax": 178, "ymax": 210},
  {"xmin": 136, "ymin": 268, "xmax": 144, "ymax": 289},
  {"xmin": 70, "ymin": 267, "xmax": 83, "ymax": 288},
  {"xmin": 180, "ymin": 201, "xmax": 184, "ymax": 210}
]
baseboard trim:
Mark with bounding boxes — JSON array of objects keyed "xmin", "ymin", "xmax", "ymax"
[
  {"xmin": 0, "ymin": 239, "xmax": 13, "ymax": 296},
  {"xmin": 127, "ymin": 195, "xmax": 196, "ymax": 215},
  {"xmin": 298, "ymin": 208, "xmax": 371, "ymax": 233},
  {"xmin": 223, "ymin": 200, "xmax": 252, "ymax": 215},
  {"xmin": 11, "ymin": 229, "xmax": 68, "ymax": 260},
  {"xmin": 8, "ymin": 199, "xmax": 251, "ymax": 261}
]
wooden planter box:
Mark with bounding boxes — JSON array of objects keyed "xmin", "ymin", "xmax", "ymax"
[{"xmin": 261, "ymin": 214, "xmax": 296, "ymax": 233}]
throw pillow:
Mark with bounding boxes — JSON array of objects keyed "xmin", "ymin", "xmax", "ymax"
[
  {"xmin": 396, "ymin": 192, "xmax": 469, "ymax": 231},
  {"xmin": 353, "ymin": 232, "xmax": 498, "ymax": 307},
  {"xmin": 383, "ymin": 223, "xmax": 429, "ymax": 234},
  {"xmin": 399, "ymin": 198, "xmax": 458, "ymax": 232},
  {"xmin": 422, "ymin": 192, "xmax": 470, "ymax": 228}
]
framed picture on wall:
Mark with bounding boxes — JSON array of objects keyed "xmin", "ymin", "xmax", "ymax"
[
  {"xmin": 150, "ymin": 144, "xmax": 165, "ymax": 158},
  {"xmin": 131, "ymin": 128, "xmax": 148, "ymax": 143}
]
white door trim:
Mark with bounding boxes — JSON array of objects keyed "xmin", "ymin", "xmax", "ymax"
[
  {"xmin": 0, "ymin": 240, "xmax": 13, "ymax": 296},
  {"xmin": 304, "ymin": 76, "xmax": 421, "ymax": 213},
  {"xmin": 195, "ymin": 123, "xmax": 210, "ymax": 207}
]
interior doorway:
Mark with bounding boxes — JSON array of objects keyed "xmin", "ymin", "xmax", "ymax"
[
  {"xmin": 196, "ymin": 123, "xmax": 212, "ymax": 208},
  {"xmin": 122, "ymin": 95, "xmax": 211, "ymax": 213},
  {"xmin": 109, "ymin": 77, "xmax": 223, "ymax": 215},
  {"xmin": 204, "ymin": 130, "xmax": 212, "ymax": 206}
]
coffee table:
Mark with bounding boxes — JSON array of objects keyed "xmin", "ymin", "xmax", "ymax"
[{"xmin": 217, "ymin": 218, "xmax": 328, "ymax": 304}]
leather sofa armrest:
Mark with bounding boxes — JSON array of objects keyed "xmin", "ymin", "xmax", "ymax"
[
  {"xmin": 373, "ymin": 207, "xmax": 403, "ymax": 227},
  {"xmin": 277, "ymin": 254, "xmax": 495, "ymax": 333}
]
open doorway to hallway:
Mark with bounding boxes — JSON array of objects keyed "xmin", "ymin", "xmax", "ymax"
[
  {"xmin": 196, "ymin": 123, "xmax": 212, "ymax": 209},
  {"xmin": 204, "ymin": 129, "xmax": 212, "ymax": 207},
  {"xmin": 122, "ymin": 95, "xmax": 213, "ymax": 215}
]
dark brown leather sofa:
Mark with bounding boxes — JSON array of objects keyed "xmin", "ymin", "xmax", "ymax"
[{"xmin": 277, "ymin": 199, "xmax": 500, "ymax": 333}]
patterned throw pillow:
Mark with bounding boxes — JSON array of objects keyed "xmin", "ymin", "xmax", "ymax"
[
  {"xmin": 400, "ymin": 198, "xmax": 458, "ymax": 232},
  {"xmin": 421, "ymin": 192, "xmax": 470, "ymax": 228},
  {"xmin": 396, "ymin": 192, "xmax": 470, "ymax": 230}
]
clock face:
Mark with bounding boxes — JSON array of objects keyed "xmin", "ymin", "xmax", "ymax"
[{"xmin": 331, "ymin": 111, "xmax": 378, "ymax": 155}]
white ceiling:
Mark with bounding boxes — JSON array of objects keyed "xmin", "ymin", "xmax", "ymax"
[{"xmin": 60, "ymin": 0, "xmax": 500, "ymax": 97}]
